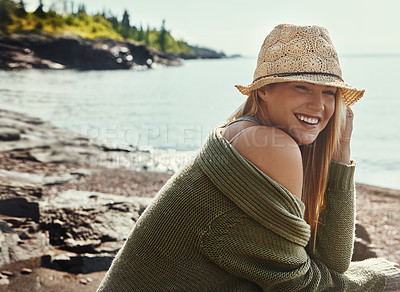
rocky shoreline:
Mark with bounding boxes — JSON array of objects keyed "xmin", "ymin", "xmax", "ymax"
[
  {"xmin": 0, "ymin": 109, "xmax": 399, "ymax": 291},
  {"xmin": 0, "ymin": 34, "xmax": 182, "ymax": 70}
]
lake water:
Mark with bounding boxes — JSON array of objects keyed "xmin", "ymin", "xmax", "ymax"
[{"xmin": 0, "ymin": 56, "xmax": 399, "ymax": 190}]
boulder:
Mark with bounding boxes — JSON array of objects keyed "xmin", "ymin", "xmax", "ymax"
[
  {"xmin": 0, "ymin": 169, "xmax": 43, "ymax": 222},
  {"xmin": 0, "ymin": 34, "xmax": 182, "ymax": 70},
  {"xmin": 41, "ymin": 250, "xmax": 114, "ymax": 274},
  {"xmin": 0, "ymin": 128, "xmax": 21, "ymax": 141},
  {"xmin": 352, "ymin": 223, "xmax": 377, "ymax": 261},
  {"xmin": 0, "ymin": 218, "xmax": 49, "ymax": 266},
  {"xmin": 0, "ymin": 198, "xmax": 40, "ymax": 223},
  {"xmin": 40, "ymin": 190, "xmax": 152, "ymax": 249}
]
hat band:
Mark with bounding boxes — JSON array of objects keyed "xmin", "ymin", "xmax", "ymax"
[{"xmin": 254, "ymin": 71, "xmax": 344, "ymax": 82}]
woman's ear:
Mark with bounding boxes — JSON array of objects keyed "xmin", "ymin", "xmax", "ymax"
[{"xmin": 257, "ymin": 86, "xmax": 268, "ymax": 101}]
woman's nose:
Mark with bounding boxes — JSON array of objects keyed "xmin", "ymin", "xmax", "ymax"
[{"xmin": 307, "ymin": 92, "xmax": 325, "ymax": 111}]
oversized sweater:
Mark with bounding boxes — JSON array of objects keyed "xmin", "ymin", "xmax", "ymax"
[{"xmin": 97, "ymin": 128, "xmax": 399, "ymax": 291}]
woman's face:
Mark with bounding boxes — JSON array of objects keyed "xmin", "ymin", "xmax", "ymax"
[{"xmin": 258, "ymin": 82, "xmax": 336, "ymax": 145}]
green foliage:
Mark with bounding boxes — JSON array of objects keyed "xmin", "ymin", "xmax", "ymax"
[
  {"xmin": 158, "ymin": 19, "xmax": 166, "ymax": 52},
  {"xmin": 0, "ymin": 0, "xmax": 206, "ymax": 56},
  {"xmin": 15, "ymin": 0, "xmax": 27, "ymax": 17},
  {"xmin": 33, "ymin": 0, "xmax": 46, "ymax": 18},
  {"xmin": 0, "ymin": 0, "xmax": 15, "ymax": 25},
  {"xmin": 34, "ymin": 21, "xmax": 42, "ymax": 30}
]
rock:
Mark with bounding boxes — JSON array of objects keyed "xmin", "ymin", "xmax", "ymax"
[
  {"xmin": 0, "ymin": 215, "xmax": 26, "ymax": 228},
  {"xmin": 0, "ymin": 109, "xmax": 159, "ymax": 273},
  {"xmin": 40, "ymin": 190, "xmax": 152, "ymax": 250},
  {"xmin": 0, "ymin": 127, "xmax": 21, "ymax": 141},
  {"xmin": 93, "ymin": 241, "xmax": 123, "ymax": 254},
  {"xmin": 352, "ymin": 223, "xmax": 377, "ymax": 261},
  {"xmin": 0, "ymin": 169, "xmax": 43, "ymax": 199},
  {"xmin": 41, "ymin": 251, "xmax": 114, "ymax": 274},
  {"xmin": 21, "ymin": 268, "xmax": 32, "ymax": 274},
  {"xmin": 0, "ymin": 198, "xmax": 40, "ymax": 223},
  {"xmin": 0, "ymin": 227, "xmax": 20, "ymax": 266},
  {"xmin": 79, "ymin": 278, "xmax": 88, "ymax": 285},
  {"xmin": 0, "ymin": 219, "xmax": 50, "ymax": 266},
  {"xmin": 0, "ymin": 34, "xmax": 182, "ymax": 70},
  {"xmin": 70, "ymin": 168, "xmax": 92, "ymax": 178},
  {"xmin": 63, "ymin": 238, "xmax": 102, "ymax": 254},
  {"xmin": 42, "ymin": 172, "xmax": 77, "ymax": 186},
  {"xmin": 0, "ymin": 168, "xmax": 80, "ymax": 187},
  {"xmin": 0, "ymin": 278, "xmax": 10, "ymax": 285},
  {"xmin": 1, "ymin": 271, "xmax": 14, "ymax": 277},
  {"xmin": 0, "ymin": 109, "xmax": 144, "ymax": 167}
]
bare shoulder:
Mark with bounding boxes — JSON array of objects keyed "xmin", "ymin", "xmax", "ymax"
[{"xmin": 229, "ymin": 126, "xmax": 303, "ymax": 199}]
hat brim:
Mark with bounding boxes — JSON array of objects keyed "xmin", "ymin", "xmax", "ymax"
[{"xmin": 235, "ymin": 75, "xmax": 365, "ymax": 107}]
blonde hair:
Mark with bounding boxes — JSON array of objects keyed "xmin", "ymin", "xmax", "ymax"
[
  {"xmin": 226, "ymin": 89, "xmax": 265, "ymax": 123},
  {"xmin": 225, "ymin": 86, "xmax": 347, "ymax": 248}
]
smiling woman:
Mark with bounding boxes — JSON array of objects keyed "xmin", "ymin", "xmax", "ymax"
[{"xmin": 97, "ymin": 24, "xmax": 400, "ymax": 292}]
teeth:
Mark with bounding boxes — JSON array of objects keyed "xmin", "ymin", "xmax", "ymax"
[{"xmin": 296, "ymin": 114, "xmax": 318, "ymax": 125}]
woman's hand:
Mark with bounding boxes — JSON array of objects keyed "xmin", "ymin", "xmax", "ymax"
[{"xmin": 332, "ymin": 107, "xmax": 353, "ymax": 165}]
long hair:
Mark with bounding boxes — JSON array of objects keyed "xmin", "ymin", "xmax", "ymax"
[
  {"xmin": 225, "ymin": 86, "xmax": 347, "ymax": 248},
  {"xmin": 226, "ymin": 90, "xmax": 264, "ymax": 122}
]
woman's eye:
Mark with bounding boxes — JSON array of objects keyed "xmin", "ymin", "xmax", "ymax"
[
  {"xmin": 295, "ymin": 85, "xmax": 309, "ymax": 91},
  {"xmin": 323, "ymin": 90, "xmax": 336, "ymax": 96}
]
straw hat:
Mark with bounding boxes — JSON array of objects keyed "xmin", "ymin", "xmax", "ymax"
[{"xmin": 235, "ymin": 24, "xmax": 365, "ymax": 106}]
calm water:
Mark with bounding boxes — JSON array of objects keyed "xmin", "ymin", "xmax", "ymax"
[{"xmin": 0, "ymin": 56, "xmax": 399, "ymax": 190}]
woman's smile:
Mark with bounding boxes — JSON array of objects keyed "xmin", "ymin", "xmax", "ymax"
[{"xmin": 294, "ymin": 113, "xmax": 321, "ymax": 126}]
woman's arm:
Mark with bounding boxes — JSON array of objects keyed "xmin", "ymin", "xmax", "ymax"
[
  {"xmin": 201, "ymin": 208, "xmax": 393, "ymax": 291},
  {"xmin": 311, "ymin": 161, "xmax": 356, "ymax": 272},
  {"xmin": 312, "ymin": 107, "xmax": 355, "ymax": 272}
]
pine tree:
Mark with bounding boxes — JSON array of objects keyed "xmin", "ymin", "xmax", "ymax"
[
  {"xmin": 144, "ymin": 25, "xmax": 150, "ymax": 45},
  {"xmin": 77, "ymin": 3, "xmax": 86, "ymax": 14},
  {"xmin": 0, "ymin": 0, "xmax": 13, "ymax": 25},
  {"xmin": 70, "ymin": 0, "xmax": 74, "ymax": 14},
  {"xmin": 15, "ymin": 0, "xmax": 27, "ymax": 17},
  {"xmin": 18, "ymin": 0, "xmax": 25, "ymax": 11},
  {"xmin": 121, "ymin": 9, "xmax": 130, "ymax": 39},
  {"xmin": 137, "ymin": 24, "xmax": 144, "ymax": 41},
  {"xmin": 106, "ymin": 13, "xmax": 118, "ymax": 31},
  {"xmin": 34, "ymin": 0, "xmax": 46, "ymax": 18},
  {"xmin": 159, "ymin": 19, "xmax": 167, "ymax": 52}
]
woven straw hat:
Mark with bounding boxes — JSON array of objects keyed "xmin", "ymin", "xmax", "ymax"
[{"xmin": 235, "ymin": 24, "xmax": 365, "ymax": 106}]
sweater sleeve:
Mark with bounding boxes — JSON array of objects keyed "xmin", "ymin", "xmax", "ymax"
[
  {"xmin": 201, "ymin": 209, "xmax": 393, "ymax": 292},
  {"xmin": 310, "ymin": 161, "xmax": 356, "ymax": 273}
]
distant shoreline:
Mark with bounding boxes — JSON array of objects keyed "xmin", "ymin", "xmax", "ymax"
[{"xmin": 0, "ymin": 33, "xmax": 229, "ymax": 70}]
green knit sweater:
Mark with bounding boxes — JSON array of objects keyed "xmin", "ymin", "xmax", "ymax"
[{"xmin": 98, "ymin": 128, "xmax": 399, "ymax": 291}]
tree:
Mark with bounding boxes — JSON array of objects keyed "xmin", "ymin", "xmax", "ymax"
[
  {"xmin": 15, "ymin": 0, "xmax": 27, "ymax": 17},
  {"xmin": 70, "ymin": 0, "xmax": 74, "ymax": 14},
  {"xmin": 121, "ymin": 9, "xmax": 130, "ymax": 39},
  {"xmin": 0, "ymin": 0, "xmax": 13, "ymax": 25},
  {"xmin": 144, "ymin": 25, "xmax": 150, "ymax": 45},
  {"xmin": 77, "ymin": 3, "xmax": 86, "ymax": 14},
  {"xmin": 122, "ymin": 9, "xmax": 130, "ymax": 27},
  {"xmin": 62, "ymin": 0, "xmax": 68, "ymax": 14},
  {"xmin": 34, "ymin": 0, "xmax": 46, "ymax": 18},
  {"xmin": 137, "ymin": 24, "xmax": 144, "ymax": 41},
  {"xmin": 106, "ymin": 13, "xmax": 118, "ymax": 31},
  {"xmin": 159, "ymin": 19, "xmax": 167, "ymax": 52}
]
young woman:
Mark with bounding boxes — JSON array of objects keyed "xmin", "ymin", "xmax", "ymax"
[{"xmin": 98, "ymin": 24, "xmax": 400, "ymax": 291}]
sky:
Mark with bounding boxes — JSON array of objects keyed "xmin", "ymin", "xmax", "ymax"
[{"xmin": 24, "ymin": 0, "xmax": 400, "ymax": 56}]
